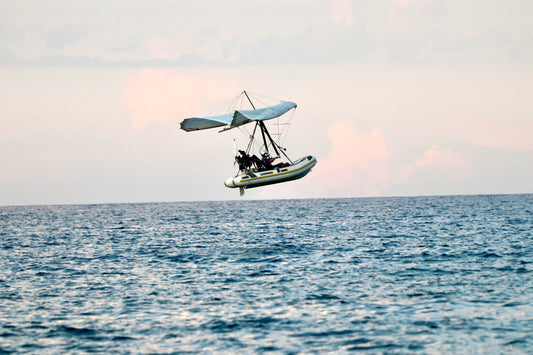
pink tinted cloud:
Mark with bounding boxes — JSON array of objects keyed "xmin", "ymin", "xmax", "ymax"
[
  {"xmin": 306, "ymin": 119, "xmax": 468, "ymax": 197},
  {"xmin": 310, "ymin": 119, "xmax": 393, "ymax": 196},
  {"xmin": 331, "ymin": 0, "xmax": 356, "ymax": 29},
  {"xmin": 121, "ymin": 68, "xmax": 237, "ymax": 131},
  {"xmin": 403, "ymin": 145, "xmax": 467, "ymax": 183},
  {"xmin": 416, "ymin": 145, "xmax": 465, "ymax": 169}
]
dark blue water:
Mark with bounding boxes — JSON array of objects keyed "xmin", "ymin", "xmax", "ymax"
[{"xmin": 1, "ymin": 195, "xmax": 532, "ymax": 353}]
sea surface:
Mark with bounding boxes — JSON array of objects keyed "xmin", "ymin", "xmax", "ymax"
[{"xmin": 1, "ymin": 194, "xmax": 532, "ymax": 354}]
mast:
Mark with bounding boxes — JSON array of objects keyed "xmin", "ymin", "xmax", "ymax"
[
  {"xmin": 243, "ymin": 90, "xmax": 256, "ymax": 110},
  {"xmin": 244, "ymin": 90, "xmax": 271, "ymax": 155},
  {"xmin": 245, "ymin": 122, "xmax": 258, "ymax": 154},
  {"xmin": 260, "ymin": 121, "xmax": 278, "ymax": 156},
  {"xmin": 259, "ymin": 121, "xmax": 270, "ymax": 155},
  {"xmin": 242, "ymin": 90, "xmax": 293, "ymax": 164}
]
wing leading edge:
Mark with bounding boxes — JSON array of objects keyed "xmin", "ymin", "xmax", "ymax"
[{"xmin": 180, "ymin": 101, "xmax": 296, "ymax": 132}]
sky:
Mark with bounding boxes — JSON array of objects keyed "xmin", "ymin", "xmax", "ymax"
[{"xmin": 1, "ymin": 0, "xmax": 532, "ymax": 205}]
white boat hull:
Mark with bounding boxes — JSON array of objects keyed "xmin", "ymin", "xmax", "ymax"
[{"xmin": 225, "ymin": 156, "xmax": 317, "ymax": 189}]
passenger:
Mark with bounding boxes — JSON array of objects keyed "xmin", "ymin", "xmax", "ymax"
[
  {"xmin": 262, "ymin": 153, "xmax": 276, "ymax": 170},
  {"xmin": 262, "ymin": 152, "xmax": 276, "ymax": 164}
]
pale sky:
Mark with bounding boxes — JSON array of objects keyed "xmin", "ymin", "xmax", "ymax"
[{"xmin": 1, "ymin": 0, "xmax": 532, "ymax": 205}]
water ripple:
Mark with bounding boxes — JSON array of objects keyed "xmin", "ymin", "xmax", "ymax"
[{"xmin": 0, "ymin": 195, "xmax": 532, "ymax": 353}]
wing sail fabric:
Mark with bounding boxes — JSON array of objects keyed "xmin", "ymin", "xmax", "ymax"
[
  {"xmin": 231, "ymin": 101, "xmax": 296, "ymax": 127},
  {"xmin": 180, "ymin": 101, "xmax": 296, "ymax": 132},
  {"xmin": 180, "ymin": 113, "xmax": 233, "ymax": 132}
]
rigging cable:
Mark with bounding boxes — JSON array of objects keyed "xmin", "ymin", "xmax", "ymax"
[
  {"xmin": 233, "ymin": 91, "xmax": 296, "ymax": 162},
  {"xmin": 280, "ymin": 107, "xmax": 296, "ymax": 148}
]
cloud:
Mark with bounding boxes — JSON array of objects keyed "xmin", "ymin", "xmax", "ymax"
[
  {"xmin": 416, "ymin": 145, "xmax": 465, "ymax": 169},
  {"xmin": 394, "ymin": 0, "xmax": 413, "ymax": 6},
  {"xmin": 3, "ymin": 1, "xmax": 532, "ymax": 67},
  {"xmin": 331, "ymin": 0, "xmax": 356, "ymax": 29},
  {"xmin": 146, "ymin": 37, "xmax": 184, "ymax": 61},
  {"xmin": 400, "ymin": 145, "xmax": 467, "ymax": 184},
  {"xmin": 45, "ymin": 24, "xmax": 91, "ymax": 50},
  {"xmin": 120, "ymin": 68, "xmax": 238, "ymax": 131},
  {"xmin": 304, "ymin": 120, "xmax": 469, "ymax": 197},
  {"xmin": 310, "ymin": 119, "xmax": 393, "ymax": 196}
]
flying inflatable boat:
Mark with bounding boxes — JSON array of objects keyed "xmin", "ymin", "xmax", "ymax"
[{"xmin": 179, "ymin": 91, "xmax": 317, "ymax": 196}]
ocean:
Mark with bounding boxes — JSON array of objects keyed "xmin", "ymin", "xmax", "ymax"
[{"xmin": 1, "ymin": 194, "xmax": 532, "ymax": 354}]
